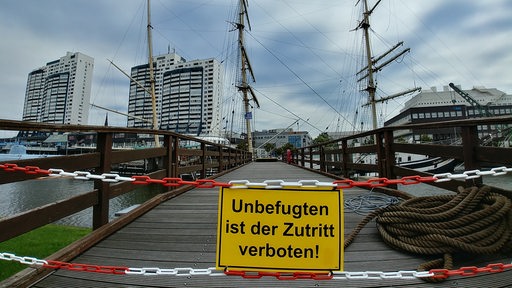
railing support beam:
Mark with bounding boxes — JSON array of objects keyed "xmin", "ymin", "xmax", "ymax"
[
  {"xmin": 461, "ymin": 125, "xmax": 482, "ymax": 186},
  {"xmin": 93, "ymin": 132, "xmax": 113, "ymax": 230}
]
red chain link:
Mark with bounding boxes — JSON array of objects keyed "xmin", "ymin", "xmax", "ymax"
[
  {"xmin": 224, "ymin": 270, "xmax": 333, "ymax": 280},
  {"xmin": 0, "ymin": 163, "xmax": 51, "ymax": 175},
  {"xmin": 332, "ymin": 175, "xmax": 437, "ymax": 189},
  {"xmin": 44, "ymin": 260, "xmax": 128, "ymax": 274},
  {"xmin": 131, "ymin": 176, "xmax": 230, "ymax": 188},
  {"xmin": 0, "ymin": 163, "xmax": 452, "ymax": 190},
  {"xmin": 430, "ymin": 263, "xmax": 512, "ymax": 279}
]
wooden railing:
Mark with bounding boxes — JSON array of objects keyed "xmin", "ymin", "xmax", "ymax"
[
  {"xmin": 295, "ymin": 116, "xmax": 512, "ymax": 193},
  {"xmin": 0, "ymin": 120, "xmax": 251, "ymax": 243}
]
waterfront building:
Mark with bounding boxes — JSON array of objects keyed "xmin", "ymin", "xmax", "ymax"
[
  {"xmin": 253, "ymin": 128, "xmax": 312, "ymax": 151},
  {"xmin": 385, "ymin": 84, "xmax": 512, "ymax": 143},
  {"xmin": 127, "ymin": 52, "xmax": 223, "ymax": 136},
  {"xmin": 22, "ymin": 52, "xmax": 94, "ymax": 125}
]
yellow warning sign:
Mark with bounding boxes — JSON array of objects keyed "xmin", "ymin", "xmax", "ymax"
[{"xmin": 216, "ymin": 187, "xmax": 343, "ymax": 272}]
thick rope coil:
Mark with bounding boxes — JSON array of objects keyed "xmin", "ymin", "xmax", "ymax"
[{"xmin": 345, "ymin": 186, "xmax": 512, "ymax": 282}]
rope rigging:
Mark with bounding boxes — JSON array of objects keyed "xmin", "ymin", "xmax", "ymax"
[{"xmin": 345, "ymin": 185, "xmax": 512, "ymax": 282}]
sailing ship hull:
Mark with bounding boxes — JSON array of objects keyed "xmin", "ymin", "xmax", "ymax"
[
  {"xmin": 355, "ymin": 151, "xmax": 457, "ymax": 175},
  {"xmin": 397, "ymin": 156, "xmax": 458, "ymax": 174}
]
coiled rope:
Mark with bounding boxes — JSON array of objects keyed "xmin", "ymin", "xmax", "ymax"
[{"xmin": 345, "ymin": 186, "xmax": 512, "ymax": 282}]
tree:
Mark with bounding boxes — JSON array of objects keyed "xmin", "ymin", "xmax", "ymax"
[
  {"xmin": 420, "ymin": 134, "xmax": 432, "ymax": 143},
  {"xmin": 312, "ymin": 132, "xmax": 338, "ymax": 150},
  {"xmin": 236, "ymin": 141, "xmax": 248, "ymax": 151},
  {"xmin": 275, "ymin": 142, "xmax": 295, "ymax": 157},
  {"xmin": 263, "ymin": 143, "xmax": 276, "ymax": 156},
  {"xmin": 312, "ymin": 132, "xmax": 332, "ymax": 145}
]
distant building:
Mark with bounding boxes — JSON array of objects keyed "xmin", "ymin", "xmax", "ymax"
[
  {"xmin": 22, "ymin": 52, "xmax": 94, "ymax": 125},
  {"xmin": 127, "ymin": 52, "xmax": 223, "ymax": 136},
  {"xmin": 253, "ymin": 128, "xmax": 312, "ymax": 151},
  {"xmin": 385, "ymin": 84, "xmax": 512, "ymax": 143}
]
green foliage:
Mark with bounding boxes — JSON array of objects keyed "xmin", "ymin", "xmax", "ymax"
[
  {"xmin": 0, "ymin": 224, "xmax": 90, "ymax": 281},
  {"xmin": 420, "ymin": 134, "xmax": 432, "ymax": 143},
  {"xmin": 236, "ymin": 141, "xmax": 248, "ymax": 151},
  {"xmin": 312, "ymin": 132, "xmax": 338, "ymax": 150},
  {"xmin": 263, "ymin": 143, "xmax": 276, "ymax": 153},
  {"xmin": 275, "ymin": 142, "xmax": 295, "ymax": 156},
  {"xmin": 312, "ymin": 132, "xmax": 332, "ymax": 145}
]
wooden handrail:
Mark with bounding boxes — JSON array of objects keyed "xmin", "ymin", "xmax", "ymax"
[
  {"xmin": 295, "ymin": 116, "xmax": 512, "ymax": 193},
  {"xmin": 0, "ymin": 120, "xmax": 251, "ymax": 242}
]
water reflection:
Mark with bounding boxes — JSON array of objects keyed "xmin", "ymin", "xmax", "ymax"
[{"xmin": 0, "ymin": 177, "xmax": 161, "ymax": 227}]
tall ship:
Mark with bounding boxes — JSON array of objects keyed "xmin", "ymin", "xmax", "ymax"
[{"xmin": 353, "ymin": 0, "xmax": 461, "ymax": 173}]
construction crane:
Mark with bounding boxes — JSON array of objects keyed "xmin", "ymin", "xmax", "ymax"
[{"xmin": 448, "ymin": 83, "xmax": 493, "ymax": 117}]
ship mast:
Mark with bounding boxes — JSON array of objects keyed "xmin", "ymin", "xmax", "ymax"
[
  {"xmin": 357, "ymin": 0, "xmax": 420, "ymax": 130},
  {"xmin": 147, "ymin": 0, "xmax": 159, "ymax": 147},
  {"xmin": 361, "ymin": 0, "xmax": 378, "ymax": 130},
  {"xmin": 236, "ymin": 0, "xmax": 259, "ymax": 154}
]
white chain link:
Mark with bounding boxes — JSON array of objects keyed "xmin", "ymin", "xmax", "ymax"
[
  {"xmin": 41, "ymin": 165, "xmax": 512, "ymax": 185},
  {"xmin": 1, "ymin": 252, "xmax": 435, "ymax": 280},
  {"xmin": 332, "ymin": 270, "xmax": 433, "ymax": 280},
  {"xmin": 433, "ymin": 166, "xmax": 512, "ymax": 182},
  {"xmin": 47, "ymin": 168, "xmax": 135, "ymax": 183},
  {"xmin": 125, "ymin": 267, "xmax": 225, "ymax": 276},
  {"xmin": 229, "ymin": 179, "xmax": 338, "ymax": 189},
  {"xmin": 0, "ymin": 252, "xmax": 48, "ymax": 266}
]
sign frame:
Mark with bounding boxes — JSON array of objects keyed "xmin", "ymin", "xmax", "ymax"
[{"xmin": 216, "ymin": 186, "xmax": 343, "ymax": 272}]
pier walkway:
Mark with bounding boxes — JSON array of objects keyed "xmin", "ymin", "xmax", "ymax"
[{"xmin": 27, "ymin": 162, "xmax": 512, "ymax": 287}]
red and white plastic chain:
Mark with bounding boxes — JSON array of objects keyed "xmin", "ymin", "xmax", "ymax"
[
  {"xmin": 0, "ymin": 163, "xmax": 511, "ymax": 189},
  {"xmin": 2, "ymin": 252, "xmax": 512, "ymax": 280}
]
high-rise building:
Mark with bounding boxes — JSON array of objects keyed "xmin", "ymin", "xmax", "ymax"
[
  {"xmin": 127, "ymin": 53, "xmax": 223, "ymax": 136},
  {"xmin": 23, "ymin": 52, "xmax": 94, "ymax": 125}
]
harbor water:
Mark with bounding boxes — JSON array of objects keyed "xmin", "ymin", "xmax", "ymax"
[{"xmin": 0, "ymin": 176, "xmax": 161, "ymax": 227}]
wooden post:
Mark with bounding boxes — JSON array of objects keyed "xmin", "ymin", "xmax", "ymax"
[
  {"xmin": 320, "ymin": 146, "xmax": 326, "ymax": 172},
  {"xmin": 93, "ymin": 132, "xmax": 112, "ymax": 230},
  {"xmin": 218, "ymin": 145, "xmax": 224, "ymax": 172},
  {"xmin": 171, "ymin": 135, "xmax": 179, "ymax": 178},
  {"xmin": 383, "ymin": 130, "xmax": 396, "ymax": 187},
  {"xmin": 227, "ymin": 146, "xmax": 232, "ymax": 169},
  {"xmin": 375, "ymin": 131, "xmax": 385, "ymax": 177},
  {"xmin": 163, "ymin": 135, "xmax": 173, "ymax": 179},
  {"xmin": 309, "ymin": 148, "xmax": 313, "ymax": 169},
  {"xmin": 461, "ymin": 125, "xmax": 482, "ymax": 186},
  {"xmin": 201, "ymin": 142, "xmax": 206, "ymax": 178},
  {"xmin": 342, "ymin": 139, "xmax": 349, "ymax": 178}
]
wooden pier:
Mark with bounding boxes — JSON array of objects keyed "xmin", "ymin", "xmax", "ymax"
[{"xmin": 2, "ymin": 162, "xmax": 508, "ymax": 287}]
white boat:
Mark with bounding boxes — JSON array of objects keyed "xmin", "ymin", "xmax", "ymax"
[{"xmin": 0, "ymin": 144, "xmax": 54, "ymax": 161}]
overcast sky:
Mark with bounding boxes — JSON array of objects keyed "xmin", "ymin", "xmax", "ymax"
[{"xmin": 1, "ymin": 0, "xmax": 511, "ymax": 138}]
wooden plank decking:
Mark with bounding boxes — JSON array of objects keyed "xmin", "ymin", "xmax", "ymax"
[{"xmin": 30, "ymin": 162, "xmax": 512, "ymax": 287}]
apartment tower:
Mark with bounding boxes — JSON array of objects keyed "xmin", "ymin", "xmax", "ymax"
[
  {"xmin": 127, "ymin": 52, "xmax": 223, "ymax": 136},
  {"xmin": 23, "ymin": 52, "xmax": 94, "ymax": 125}
]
